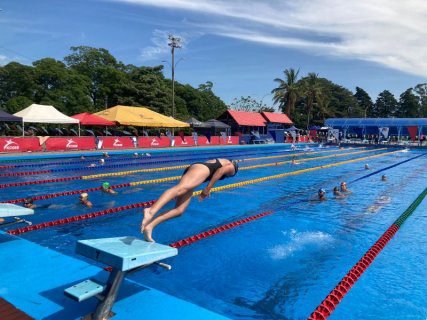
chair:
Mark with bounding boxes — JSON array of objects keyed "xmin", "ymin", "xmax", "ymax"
[{"xmin": 250, "ymin": 131, "xmax": 267, "ymax": 144}]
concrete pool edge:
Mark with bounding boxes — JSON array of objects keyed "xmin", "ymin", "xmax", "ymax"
[{"xmin": 0, "ymin": 231, "xmax": 229, "ymax": 320}]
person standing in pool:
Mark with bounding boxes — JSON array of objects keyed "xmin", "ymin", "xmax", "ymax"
[{"xmin": 141, "ymin": 158, "xmax": 239, "ymax": 242}]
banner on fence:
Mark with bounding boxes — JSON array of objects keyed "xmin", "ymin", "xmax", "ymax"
[
  {"xmin": 45, "ymin": 137, "xmax": 96, "ymax": 151},
  {"xmin": 0, "ymin": 137, "xmax": 41, "ymax": 152}
]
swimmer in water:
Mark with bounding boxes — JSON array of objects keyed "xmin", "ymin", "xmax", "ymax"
[
  {"xmin": 101, "ymin": 182, "xmax": 117, "ymax": 195},
  {"xmin": 317, "ymin": 188, "xmax": 327, "ymax": 201},
  {"xmin": 340, "ymin": 181, "xmax": 351, "ymax": 193},
  {"xmin": 364, "ymin": 164, "xmax": 370, "ymax": 170},
  {"xmin": 103, "ymin": 152, "xmax": 109, "ymax": 158},
  {"xmin": 79, "ymin": 193, "xmax": 93, "ymax": 208},
  {"xmin": 333, "ymin": 186, "xmax": 346, "ymax": 199},
  {"xmin": 99, "ymin": 158, "xmax": 105, "ymax": 165},
  {"xmin": 23, "ymin": 197, "xmax": 37, "ymax": 209},
  {"xmin": 381, "ymin": 175, "xmax": 387, "ymax": 181},
  {"xmin": 291, "ymin": 156, "xmax": 300, "ymax": 165}
]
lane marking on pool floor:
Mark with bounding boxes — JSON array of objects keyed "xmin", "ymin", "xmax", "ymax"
[{"xmin": 7, "ymin": 149, "xmax": 398, "ymax": 235}]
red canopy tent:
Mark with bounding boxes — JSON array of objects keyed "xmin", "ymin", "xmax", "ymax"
[{"xmin": 71, "ymin": 112, "xmax": 115, "ymax": 126}]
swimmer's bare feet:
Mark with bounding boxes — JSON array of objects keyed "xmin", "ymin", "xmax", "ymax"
[
  {"xmin": 141, "ymin": 208, "xmax": 154, "ymax": 232},
  {"xmin": 143, "ymin": 225, "xmax": 154, "ymax": 242}
]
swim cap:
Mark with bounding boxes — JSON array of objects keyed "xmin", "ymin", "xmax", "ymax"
[
  {"xmin": 102, "ymin": 182, "xmax": 110, "ymax": 189},
  {"xmin": 24, "ymin": 197, "xmax": 33, "ymax": 204},
  {"xmin": 318, "ymin": 188, "xmax": 326, "ymax": 194},
  {"xmin": 80, "ymin": 193, "xmax": 88, "ymax": 198}
]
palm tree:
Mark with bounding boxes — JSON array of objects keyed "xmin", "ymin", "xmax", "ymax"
[
  {"xmin": 301, "ymin": 72, "xmax": 323, "ymax": 130},
  {"xmin": 271, "ymin": 68, "xmax": 300, "ymax": 116}
]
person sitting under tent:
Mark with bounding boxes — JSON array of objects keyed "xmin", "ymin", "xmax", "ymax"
[{"xmin": 141, "ymin": 158, "xmax": 239, "ymax": 242}]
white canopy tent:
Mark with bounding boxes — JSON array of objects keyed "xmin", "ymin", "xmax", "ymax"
[{"xmin": 14, "ymin": 104, "xmax": 80, "ymax": 136}]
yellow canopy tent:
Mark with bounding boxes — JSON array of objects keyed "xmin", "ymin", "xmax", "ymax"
[{"xmin": 94, "ymin": 105, "xmax": 189, "ymax": 128}]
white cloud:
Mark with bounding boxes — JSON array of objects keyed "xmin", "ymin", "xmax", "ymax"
[
  {"xmin": 140, "ymin": 29, "xmax": 191, "ymax": 61},
  {"xmin": 0, "ymin": 54, "xmax": 9, "ymax": 65},
  {"xmin": 114, "ymin": 0, "xmax": 427, "ymax": 76}
]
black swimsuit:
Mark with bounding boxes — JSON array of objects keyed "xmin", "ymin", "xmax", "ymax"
[{"xmin": 183, "ymin": 159, "xmax": 224, "ymax": 182}]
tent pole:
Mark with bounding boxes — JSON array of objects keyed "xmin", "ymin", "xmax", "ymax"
[{"xmin": 78, "ymin": 123, "xmax": 81, "ymax": 137}]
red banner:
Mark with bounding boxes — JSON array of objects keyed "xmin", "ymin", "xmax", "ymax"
[
  {"xmin": 407, "ymin": 126, "xmax": 418, "ymax": 141},
  {"xmin": 45, "ymin": 137, "xmax": 96, "ymax": 151},
  {"xmin": 0, "ymin": 137, "xmax": 41, "ymax": 152},
  {"xmin": 100, "ymin": 136, "xmax": 136, "ymax": 149},
  {"xmin": 175, "ymin": 136, "xmax": 195, "ymax": 147},
  {"xmin": 138, "ymin": 137, "xmax": 170, "ymax": 148}
]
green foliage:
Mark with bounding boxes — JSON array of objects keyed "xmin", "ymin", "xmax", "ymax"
[
  {"xmin": 354, "ymin": 87, "xmax": 373, "ymax": 117},
  {"xmin": 230, "ymin": 96, "xmax": 271, "ymax": 112},
  {"xmin": 397, "ymin": 88, "xmax": 420, "ymax": 117},
  {"xmin": 0, "ymin": 46, "xmax": 227, "ymax": 121},
  {"xmin": 373, "ymin": 90, "xmax": 398, "ymax": 117},
  {"xmin": 271, "ymin": 68, "xmax": 300, "ymax": 115}
]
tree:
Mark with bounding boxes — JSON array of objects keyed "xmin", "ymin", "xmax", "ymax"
[
  {"xmin": 271, "ymin": 68, "xmax": 300, "ymax": 116},
  {"xmin": 64, "ymin": 46, "xmax": 127, "ymax": 110},
  {"xmin": 0, "ymin": 62, "xmax": 35, "ymax": 111},
  {"xmin": 354, "ymin": 87, "xmax": 373, "ymax": 118},
  {"xmin": 413, "ymin": 83, "xmax": 427, "ymax": 117},
  {"xmin": 300, "ymin": 72, "xmax": 323, "ymax": 129},
  {"xmin": 32, "ymin": 58, "xmax": 92, "ymax": 114},
  {"xmin": 397, "ymin": 88, "xmax": 419, "ymax": 117},
  {"xmin": 230, "ymin": 96, "xmax": 270, "ymax": 112},
  {"xmin": 372, "ymin": 90, "xmax": 398, "ymax": 117}
]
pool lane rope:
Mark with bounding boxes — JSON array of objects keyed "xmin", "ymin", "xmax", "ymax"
[
  {"xmin": 0, "ymin": 146, "xmax": 325, "ymax": 176},
  {"xmin": 7, "ymin": 150, "xmax": 398, "ymax": 235},
  {"xmin": 307, "ymin": 187, "xmax": 427, "ymax": 320},
  {"xmin": 2, "ymin": 148, "xmax": 384, "ymax": 203},
  {"xmin": 2, "ymin": 144, "xmax": 301, "ymax": 169},
  {"xmin": 0, "ymin": 148, "xmax": 376, "ymax": 191}
]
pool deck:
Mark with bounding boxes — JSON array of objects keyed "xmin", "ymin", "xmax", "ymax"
[{"xmin": 0, "ymin": 231, "xmax": 229, "ymax": 320}]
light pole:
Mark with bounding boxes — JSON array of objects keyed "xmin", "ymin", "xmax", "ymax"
[{"xmin": 167, "ymin": 35, "xmax": 182, "ymax": 120}]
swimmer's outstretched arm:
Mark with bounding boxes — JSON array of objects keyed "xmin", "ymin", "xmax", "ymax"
[{"xmin": 199, "ymin": 164, "xmax": 233, "ymax": 200}]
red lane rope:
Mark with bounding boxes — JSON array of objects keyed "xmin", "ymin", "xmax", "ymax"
[
  {"xmin": 0, "ymin": 176, "xmax": 82, "ymax": 189},
  {"xmin": 307, "ymin": 225, "xmax": 399, "ymax": 320},
  {"xmin": 7, "ymin": 199, "xmax": 157, "ymax": 235},
  {"xmin": 102, "ymin": 210, "xmax": 274, "ymax": 273},
  {"xmin": 4, "ymin": 183, "xmax": 132, "ymax": 204},
  {"xmin": 169, "ymin": 211, "xmax": 274, "ymax": 248}
]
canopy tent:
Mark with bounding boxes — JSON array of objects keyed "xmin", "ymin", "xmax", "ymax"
[
  {"xmin": 71, "ymin": 112, "xmax": 115, "ymax": 126},
  {"xmin": 14, "ymin": 104, "xmax": 80, "ymax": 136},
  {"xmin": 325, "ymin": 118, "xmax": 427, "ymax": 142},
  {"xmin": 186, "ymin": 117, "xmax": 206, "ymax": 127},
  {"xmin": 0, "ymin": 109, "xmax": 22, "ymax": 122},
  {"xmin": 203, "ymin": 119, "xmax": 230, "ymax": 129},
  {"xmin": 95, "ymin": 105, "xmax": 189, "ymax": 128}
]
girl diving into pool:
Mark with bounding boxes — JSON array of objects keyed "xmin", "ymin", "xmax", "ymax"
[{"xmin": 141, "ymin": 158, "xmax": 239, "ymax": 242}]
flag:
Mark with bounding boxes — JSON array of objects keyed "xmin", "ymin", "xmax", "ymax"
[{"xmin": 379, "ymin": 127, "xmax": 389, "ymax": 139}]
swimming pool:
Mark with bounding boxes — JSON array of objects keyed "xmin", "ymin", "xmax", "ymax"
[{"xmin": 1, "ymin": 145, "xmax": 426, "ymax": 319}]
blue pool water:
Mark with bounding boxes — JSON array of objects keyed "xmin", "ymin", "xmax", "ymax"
[{"xmin": 0, "ymin": 145, "xmax": 426, "ymax": 319}]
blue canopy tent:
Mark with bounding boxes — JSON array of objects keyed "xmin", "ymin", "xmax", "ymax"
[{"xmin": 325, "ymin": 118, "xmax": 427, "ymax": 142}]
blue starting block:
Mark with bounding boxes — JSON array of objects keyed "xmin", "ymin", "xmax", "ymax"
[{"xmin": 64, "ymin": 236, "xmax": 178, "ymax": 320}]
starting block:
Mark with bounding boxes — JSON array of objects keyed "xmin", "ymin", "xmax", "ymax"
[{"xmin": 64, "ymin": 236, "xmax": 178, "ymax": 320}]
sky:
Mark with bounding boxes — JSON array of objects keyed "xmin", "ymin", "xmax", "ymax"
[{"xmin": 1, "ymin": 0, "xmax": 426, "ymax": 108}]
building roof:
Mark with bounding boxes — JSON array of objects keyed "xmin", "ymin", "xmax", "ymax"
[
  {"xmin": 325, "ymin": 118, "xmax": 427, "ymax": 127},
  {"xmin": 261, "ymin": 112, "xmax": 293, "ymax": 124},
  {"xmin": 226, "ymin": 110, "xmax": 266, "ymax": 126}
]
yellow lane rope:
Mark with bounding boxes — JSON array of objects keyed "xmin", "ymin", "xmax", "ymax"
[
  {"xmin": 192, "ymin": 150, "xmax": 400, "ymax": 196},
  {"xmin": 129, "ymin": 148, "xmax": 391, "ymax": 188},
  {"xmin": 242, "ymin": 148, "xmax": 385, "ymax": 170},
  {"xmin": 83, "ymin": 147, "xmax": 371, "ymax": 180}
]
